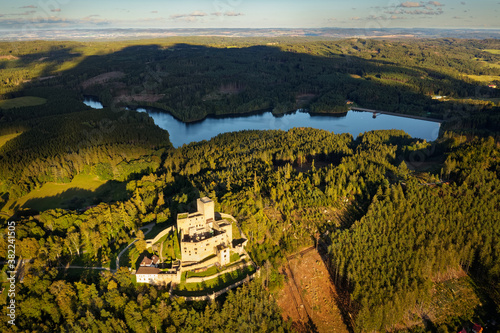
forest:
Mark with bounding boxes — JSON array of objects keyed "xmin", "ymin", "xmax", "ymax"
[
  {"xmin": 1, "ymin": 37, "xmax": 500, "ymax": 125},
  {"xmin": 1, "ymin": 127, "xmax": 499, "ymax": 332},
  {"xmin": 0, "ymin": 36, "xmax": 499, "ymax": 332}
]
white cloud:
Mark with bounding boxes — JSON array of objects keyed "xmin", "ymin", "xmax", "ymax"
[
  {"xmin": 367, "ymin": 14, "xmax": 405, "ymax": 21},
  {"xmin": 386, "ymin": 2, "xmax": 444, "ymax": 16},
  {"xmin": 427, "ymin": 1, "xmax": 444, "ymax": 6},
  {"xmin": 170, "ymin": 11, "xmax": 208, "ymax": 20},
  {"xmin": 0, "ymin": 15, "xmax": 113, "ymax": 28},
  {"xmin": 9, "ymin": 10, "xmax": 37, "ymax": 16},
  {"xmin": 400, "ymin": 2, "xmax": 423, "ymax": 8},
  {"xmin": 82, "ymin": 15, "xmax": 100, "ymax": 21},
  {"xmin": 190, "ymin": 10, "xmax": 208, "ymax": 17},
  {"xmin": 403, "ymin": 9, "xmax": 443, "ymax": 15},
  {"xmin": 224, "ymin": 11, "xmax": 243, "ymax": 17},
  {"xmin": 210, "ymin": 11, "xmax": 243, "ymax": 17}
]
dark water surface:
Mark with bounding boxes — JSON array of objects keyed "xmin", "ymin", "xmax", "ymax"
[{"xmin": 83, "ymin": 96, "xmax": 440, "ymax": 148}]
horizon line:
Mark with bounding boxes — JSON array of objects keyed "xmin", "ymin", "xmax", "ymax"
[{"xmin": 1, "ymin": 27, "xmax": 500, "ymax": 31}]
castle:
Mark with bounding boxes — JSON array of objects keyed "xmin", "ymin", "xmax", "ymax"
[
  {"xmin": 136, "ymin": 197, "xmax": 239, "ymax": 285},
  {"xmin": 177, "ymin": 197, "xmax": 232, "ymax": 265}
]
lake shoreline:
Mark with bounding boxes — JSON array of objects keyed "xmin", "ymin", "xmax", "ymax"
[
  {"xmin": 83, "ymin": 96, "xmax": 441, "ymax": 147},
  {"xmin": 85, "ymin": 95, "xmax": 443, "ymax": 125},
  {"xmin": 351, "ymin": 107, "xmax": 444, "ymax": 124}
]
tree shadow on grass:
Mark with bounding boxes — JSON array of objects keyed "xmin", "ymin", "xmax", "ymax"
[{"xmin": 22, "ymin": 180, "xmax": 128, "ymax": 212}]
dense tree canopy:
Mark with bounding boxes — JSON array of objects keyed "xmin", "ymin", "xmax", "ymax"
[{"xmin": 0, "ymin": 37, "xmax": 499, "ymax": 332}]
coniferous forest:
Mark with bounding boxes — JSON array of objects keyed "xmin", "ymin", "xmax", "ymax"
[{"xmin": 0, "ymin": 36, "xmax": 499, "ymax": 332}]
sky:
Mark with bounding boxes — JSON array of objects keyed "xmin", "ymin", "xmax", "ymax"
[{"xmin": 0, "ymin": 0, "xmax": 499, "ymax": 31}]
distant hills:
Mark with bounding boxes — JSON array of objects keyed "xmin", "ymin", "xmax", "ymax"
[{"xmin": 2, "ymin": 27, "xmax": 500, "ymax": 41}]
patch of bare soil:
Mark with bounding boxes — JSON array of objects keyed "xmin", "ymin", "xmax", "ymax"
[
  {"xmin": 219, "ymin": 83, "xmax": 244, "ymax": 94},
  {"xmin": 295, "ymin": 93, "xmax": 317, "ymax": 107},
  {"xmin": 276, "ymin": 247, "xmax": 349, "ymax": 333},
  {"xmin": 115, "ymin": 94, "xmax": 165, "ymax": 103},
  {"xmin": 202, "ymin": 83, "xmax": 244, "ymax": 101},
  {"xmin": 38, "ymin": 76, "xmax": 56, "ymax": 81},
  {"xmin": 81, "ymin": 71, "xmax": 125, "ymax": 89},
  {"xmin": 392, "ymin": 271, "xmax": 481, "ymax": 332},
  {"xmin": 0, "ymin": 55, "xmax": 19, "ymax": 60},
  {"xmin": 263, "ymin": 207, "xmax": 283, "ymax": 223}
]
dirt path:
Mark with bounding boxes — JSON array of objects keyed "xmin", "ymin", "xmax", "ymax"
[
  {"xmin": 276, "ymin": 247, "xmax": 349, "ymax": 333},
  {"xmin": 81, "ymin": 71, "xmax": 125, "ymax": 89},
  {"xmin": 115, "ymin": 222, "xmax": 155, "ymax": 270},
  {"xmin": 62, "ymin": 265, "xmax": 111, "ymax": 271}
]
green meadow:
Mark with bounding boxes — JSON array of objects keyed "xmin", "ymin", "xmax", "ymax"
[
  {"xmin": 0, "ymin": 96, "xmax": 46, "ymax": 109},
  {"xmin": 3, "ymin": 173, "xmax": 127, "ymax": 212}
]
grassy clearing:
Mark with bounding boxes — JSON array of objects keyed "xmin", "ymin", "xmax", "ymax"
[
  {"xmin": 0, "ymin": 132, "xmax": 22, "ymax": 149},
  {"xmin": 479, "ymin": 60, "xmax": 500, "ymax": 69},
  {"xmin": 484, "ymin": 49, "xmax": 500, "ymax": 55},
  {"xmin": 0, "ymin": 96, "xmax": 46, "ymax": 109},
  {"xmin": 466, "ymin": 74, "xmax": 500, "ymax": 83},
  {"xmin": 4, "ymin": 173, "xmax": 127, "ymax": 212},
  {"xmin": 400, "ymin": 275, "xmax": 493, "ymax": 332},
  {"xmin": 446, "ymin": 97, "xmax": 500, "ymax": 107},
  {"xmin": 430, "ymin": 276, "xmax": 481, "ymax": 324}
]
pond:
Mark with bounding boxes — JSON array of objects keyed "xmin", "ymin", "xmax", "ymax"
[{"xmin": 83, "ymin": 96, "xmax": 441, "ymax": 148}]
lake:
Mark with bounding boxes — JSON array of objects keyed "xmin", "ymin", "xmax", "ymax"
[
  {"xmin": 83, "ymin": 97, "xmax": 441, "ymax": 148},
  {"xmin": 83, "ymin": 96, "xmax": 104, "ymax": 109}
]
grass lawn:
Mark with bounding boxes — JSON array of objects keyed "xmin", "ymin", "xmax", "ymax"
[
  {"xmin": 186, "ymin": 265, "xmax": 220, "ymax": 279},
  {"xmin": 0, "ymin": 132, "xmax": 22, "ymax": 149},
  {"xmin": 155, "ymin": 229, "xmax": 181, "ymax": 260},
  {"xmin": 0, "ymin": 96, "xmax": 46, "ymax": 109},
  {"xmin": 232, "ymin": 222, "xmax": 242, "ymax": 239},
  {"xmin": 145, "ymin": 222, "xmax": 174, "ymax": 238},
  {"xmin": 160, "ymin": 234, "xmax": 175, "ymax": 259},
  {"xmin": 3, "ymin": 173, "xmax": 127, "ymax": 213},
  {"xmin": 175, "ymin": 265, "xmax": 256, "ymax": 297},
  {"xmin": 186, "ymin": 259, "xmax": 248, "ymax": 279},
  {"xmin": 119, "ymin": 244, "xmax": 141, "ymax": 269},
  {"xmin": 230, "ymin": 252, "xmax": 242, "ymax": 263}
]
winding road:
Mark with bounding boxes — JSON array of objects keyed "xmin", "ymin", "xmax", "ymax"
[
  {"xmin": 114, "ymin": 222, "xmax": 155, "ymax": 271},
  {"xmin": 58, "ymin": 222, "xmax": 156, "ymax": 273}
]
